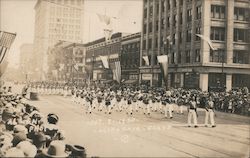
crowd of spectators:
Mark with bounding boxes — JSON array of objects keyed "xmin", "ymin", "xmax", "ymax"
[{"xmin": 0, "ymin": 86, "xmax": 88, "ymax": 158}]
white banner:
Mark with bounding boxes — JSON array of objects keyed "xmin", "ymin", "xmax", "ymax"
[
  {"xmin": 100, "ymin": 56, "xmax": 109, "ymax": 69},
  {"xmin": 142, "ymin": 56, "xmax": 149, "ymax": 66}
]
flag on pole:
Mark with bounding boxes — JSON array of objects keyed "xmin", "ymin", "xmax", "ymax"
[
  {"xmin": 157, "ymin": 55, "xmax": 169, "ymax": 85},
  {"xmin": 142, "ymin": 56, "xmax": 150, "ymax": 66},
  {"xmin": 100, "ymin": 56, "xmax": 109, "ymax": 69},
  {"xmin": 0, "ymin": 31, "xmax": 16, "ymax": 64},
  {"xmin": 196, "ymin": 34, "xmax": 217, "ymax": 51},
  {"xmin": 59, "ymin": 64, "xmax": 64, "ymax": 71},
  {"xmin": 103, "ymin": 29, "xmax": 113, "ymax": 41},
  {"xmin": 113, "ymin": 61, "xmax": 121, "ymax": 83},
  {"xmin": 73, "ymin": 64, "xmax": 79, "ymax": 71},
  {"xmin": 97, "ymin": 13, "xmax": 111, "ymax": 25}
]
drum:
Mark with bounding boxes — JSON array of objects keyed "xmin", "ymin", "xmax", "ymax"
[{"xmin": 30, "ymin": 92, "xmax": 39, "ymax": 100}]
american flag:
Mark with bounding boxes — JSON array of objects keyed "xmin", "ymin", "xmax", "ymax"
[
  {"xmin": 0, "ymin": 31, "xmax": 16, "ymax": 64},
  {"xmin": 113, "ymin": 61, "xmax": 121, "ymax": 83}
]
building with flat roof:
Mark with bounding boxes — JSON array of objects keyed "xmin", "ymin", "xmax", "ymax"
[
  {"xmin": 121, "ymin": 32, "xmax": 141, "ymax": 85},
  {"xmin": 33, "ymin": 0, "xmax": 84, "ymax": 80},
  {"xmin": 47, "ymin": 41, "xmax": 86, "ymax": 82},
  {"xmin": 140, "ymin": 0, "xmax": 250, "ymax": 91},
  {"xmin": 85, "ymin": 33, "xmax": 122, "ymax": 81}
]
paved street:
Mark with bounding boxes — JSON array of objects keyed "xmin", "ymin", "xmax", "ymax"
[{"xmin": 26, "ymin": 94, "xmax": 250, "ymax": 158}]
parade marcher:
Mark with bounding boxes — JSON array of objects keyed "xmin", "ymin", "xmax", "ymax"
[
  {"xmin": 164, "ymin": 95, "xmax": 173, "ymax": 119},
  {"xmin": 105, "ymin": 95, "xmax": 112, "ymax": 114},
  {"xmin": 187, "ymin": 96, "xmax": 198, "ymax": 128},
  {"xmin": 143, "ymin": 94, "xmax": 150, "ymax": 115},
  {"xmin": 205, "ymin": 97, "xmax": 216, "ymax": 128},
  {"xmin": 177, "ymin": 95, "xmax": 184, "ymax": 114}
]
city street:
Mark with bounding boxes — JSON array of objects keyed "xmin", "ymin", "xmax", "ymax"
[{"xmin": 26, "ymin": 94, "xmax": 250, "ymax": 158}]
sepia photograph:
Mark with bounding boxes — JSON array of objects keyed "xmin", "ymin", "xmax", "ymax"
[{"xmin": 0, "ymin": 0, "xmax": 249, "ymax": 157}]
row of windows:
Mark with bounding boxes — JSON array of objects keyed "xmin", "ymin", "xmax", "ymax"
[
  {"xmin": 122, "ymin": 43, "xmax": 140, "ymax": 53},
  {"xmin": 210, "ymin": 27, "xmax": 249, "ymax": 42},
  {"xmin": 86, "ymin": 45, "xmax": 121, "ymax": 58},
  {"xmin": 142, "ymin": 49, "xmax": 249, "ymax": 65},
  {"xmin": 144, "ymin": 2, "xmax": 249, "ymax": 23}
]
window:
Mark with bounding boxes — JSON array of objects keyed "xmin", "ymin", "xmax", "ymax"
[
  {"xmin": 144, "ymin": 8, "xmax": 147, "ymax": 18},
  {"xmin": 234, "ymin": 7, "xmax": 249, "ymax": 21},
  {"xmin": 149, "ymin": 22, "xmax": 152, "ymax": 33},
  {"xmin": 233, "ymin": 50, "xmax": 249, "ymax": 64},
  {"xmin": 160, "ymin": 36, "xmax": 164, "ymax": 47},
  {"xmin": 210, "ymin": 49, "xmax": 224, "ymax": 62},
  {"xmin": 173, "ymin": 0, "xmax": 176, "ymax": 8},
  {"xmin": 195, "ymin": 27, "xmax": 201, "ymax": 41},
  {"xmin": 148, "ymin": 38, "xmax": 152, "ymax": 50},
  {"xmin": 155, "ymin": 38, "xmax": 158, "ymax": 48},
  {"xmin": 161, "ymin": 0, "xmax": 165, "ymax": 12},
  {"xmin": 173, "ymin": 33, "xmax": 176, "ymax": 45},
  {"xmin": 161, "ymin": 18, "xmax": 165, "ymax": 29},
  {"xmin": 156, "ymin": 3, "xmax": 159, "ymax": 15},
  {"xmin": 179, "ymin": 32, "xmax": 182, "ymax": 43},
  {"xmin": 171, "ymin": 52, "xmax": 175, "ymax": 64},
  {"xmin": 180, "ymin": 12, "xmax": 183, "ymax": 25},
  {"xmin": 156, "ymin": 20, "xmax": 159, "ymax": 31},
  {"xmin": 178, "ymin": 52, "xmax": 182, "ymax": 63},
  {"xmin": 196, "ymin": 6, "xmax": 202, "ymax": 19},
  {"xmin": 195, "ymin": 49, "xmax": 200, "ymax": 62},
  {"xmin": 211, "ymin": 5, "xmax": 225, "ymax": 19},
  {"xmin": 234, "ymin": 29, "xmax": 249, "ymax": 42},
  {"xmin": 149, "ymin": 6, "xmax": 153, "ymax": 17},
  {"xmin": 210, "ymin": 27, "xmax": 225, "ymax": 41},
  {"xmin": 180, "ymin": 0, "xmax": 183, "ymax": 6},
  {"xmin": 186, "ymin": 50, "xmax": 191, "ymax": 63},
  {"xmin": 167, "ymin": 1, "xmax": 170, "ymax": 10},
  {"xmin": 186, "ymin": 30, "xmax": 192, "ymax": 42},
  {"xmin": 167, "ymin": 16, "xmax": 170, "ymax": 27},
  {"xmin": 173, "ymin": 14, "xmax": 177, "ymax": 26},
  {"xmin": 187, "ymin": 9, "xmax": 192, "ymax": 22},
  {"xmin": 143, "ymin": 24, "xmax": 147, "ymax": 34},
  {"xmin": 143, "ymin": 40, "xmax": 146, "ymax": 50}
]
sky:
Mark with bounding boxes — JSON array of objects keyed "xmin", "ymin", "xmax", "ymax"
[{"xmin": 0, "ymin": 0, "xmax": 142, "ymax": 68}]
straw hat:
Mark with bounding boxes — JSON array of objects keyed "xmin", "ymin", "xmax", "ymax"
[
  {"xmin": 5, "ymin": 147, "xmax": 25, "ymax": 157},
  {"xmin": 43, "ymin": 140, "xmax": 69, "ymax": 158},
  {"xmin": 16, "ymin": 141, "xmax": 37, "ymax": 157}
]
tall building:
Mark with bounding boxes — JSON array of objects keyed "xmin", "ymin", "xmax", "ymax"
[
  {"xmin": 140, "ymin": 0, "xmax": 250, "ymax": 91},
  {"xmin": 47, "ymin": 41, "xmax": 86, "ymax": 82},
  {"xmin": 19, "ymin": 43, "xmax": 36, "ymax": 81},
  {"xmin": 33, "ymin": 0, "xmax": 84, "ymax": 80},
  {"xmin": 121, "ymin": 32, "xmax": 141, "ymax": 85}
]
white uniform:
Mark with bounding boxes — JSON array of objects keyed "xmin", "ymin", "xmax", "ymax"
[
  {"xmin": 188, "ymin": 100, "xmax": 198, "ymax": 127},
  {"xmin": 205, "ymin": 100, "xmax": 216, "ymax": 127}
]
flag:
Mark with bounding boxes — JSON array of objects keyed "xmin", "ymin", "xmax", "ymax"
[
  {"xmin": 103, "ymin": 29, "xmax": 113, "ymax": 41},
  {"xmin": 0, "ymin": 31, "xmax": 16, "ymax": 48},
  {"xmin": 0, "ymin": 31, "xmax": 16, "ymax": 64},
  {"xmin": 196, "ymin": 34, "xmax": 217, "ymax": 51},
  {"xmin": 73, "ymin": 64, "xmax": 79, "ymax": 71},
  {"xmin": 142, "ymin": 56, "xmax": 150, "ymax": 66},
  {"xmin": 157, "ymin": 55, "xmax": 169, "ymax": 85},
  {"xmin": 59, "ymin": 64, "xmax": 64, "ymax": 71},
  {"xmin": 97, "ymin": 13, "xmax": 111, "ymax": 25},
  {"xmin": 113, "ymin": 61, "xmax": 121, "ymax": 83},
  {"xmin": 100, "ymin": 56, "xmax": 109, "ymax": 69}
]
